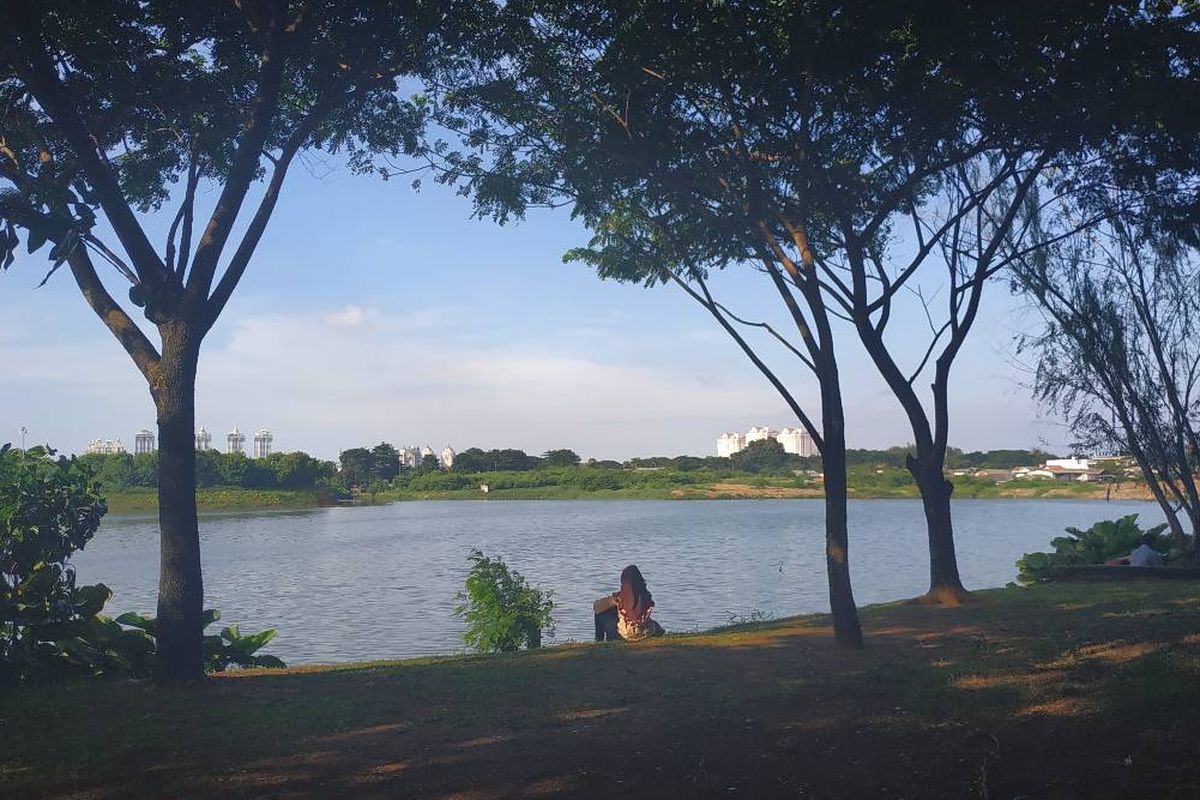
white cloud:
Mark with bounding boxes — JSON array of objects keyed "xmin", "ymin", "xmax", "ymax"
[
  {"xmin": 0, "ymin": 301, "xmax": 1061, "ymax": 459},
  {"xmin": 189, "ymin": 306, "xmax": 783, "ymax": 458},
  {"xmin": 325, "ymin": 305, "xmax": 366, "ymax": 328}
]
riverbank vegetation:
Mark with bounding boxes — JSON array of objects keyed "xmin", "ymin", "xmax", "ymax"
[
  {"xmin": 89, "ymin": 443, "xmax": 1130, "ymax": 512},
  {"xmin": 4, "ymin": 580, "xmax": 1198, "ymax": 798}
]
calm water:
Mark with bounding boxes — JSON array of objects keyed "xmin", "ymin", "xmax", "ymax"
[{"xmin": 73, "ymin": 498, "xmax": 1163, "ymax": 664}]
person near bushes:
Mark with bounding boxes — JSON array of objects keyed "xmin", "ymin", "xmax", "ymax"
[
  {"xmin": 1105, "ymin": 533, "xmax": 1166, "ymax": 567},
  {"xmin": 593, "ymin": 564, "xmax": 664, "ymax": 642}
]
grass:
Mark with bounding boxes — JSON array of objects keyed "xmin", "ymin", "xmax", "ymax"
[
  {"xmin": 3, "ymin": 581, "xmax": 1198, "ymax": 798},
  {"xmin": 104, "ymin": 488, "xmax": 326, "ymax": 514},
  {"xmin": 101, "ymin": 469, "xmax": 1151, "ymax": 513}
]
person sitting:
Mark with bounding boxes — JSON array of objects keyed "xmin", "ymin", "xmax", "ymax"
[
  {"xmin": 593, "ymin": 564, "xmax": 664, "ymax": 642},
  {"xmin": 1105, "ymin": 533, "xmax": 1166, "ymax": 567}
]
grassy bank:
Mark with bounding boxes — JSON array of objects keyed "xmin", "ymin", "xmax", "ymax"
[
  {"xmin": 375, "ymin": 466, "xmax": 1153, "ymax": 502},
  {"xmin": 103, "ymin": 469, "xmax": 1153, "ymax": 513},
  {"xmin": 3, "ymin": 581, "xmax": 1198, "ymax": 798},
  {"xmin": 104, "ymin": 488, "xmax": 327, "ymax": 514}
]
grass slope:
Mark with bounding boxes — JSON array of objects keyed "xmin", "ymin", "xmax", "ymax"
[{"xmin": 3, "ymin": 581, "xmax": 1198, "ymax": 798}]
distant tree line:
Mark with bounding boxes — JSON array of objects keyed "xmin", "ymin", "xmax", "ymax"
[
  {"xmin": 79, "ymin": 451, "xmax": 337, "ymax": 492},
  {"xmin": 85, "ymin": 442, "xmax": 1059, "ymax": 494},
  {"xmin": 330, "ymin": 440, "xmax": 1059, "ymax": 490}
]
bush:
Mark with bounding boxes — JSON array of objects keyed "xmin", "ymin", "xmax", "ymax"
[
  {"xmin": 1, "ymin": 445, "xmax": 283, "ymax": 682},
  {"xmin": 454, "ymin": 549, "xmax": 554, "ymax": 653},
  {"xmin": 1016, "ymin": 514, "xmax": 1173, "ymax": 585},
  {"xmin": 0, "ymin": 445, "xmax": 113, "ymax": 681},
  {"xmin": 114, "ymin": 609, "xmax": 285, "ymax": 672}
]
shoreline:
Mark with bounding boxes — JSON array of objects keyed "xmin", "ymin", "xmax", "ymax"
[{"xmin": 102, "ymin": 480, "xmax": 1156, "ymax": 514}]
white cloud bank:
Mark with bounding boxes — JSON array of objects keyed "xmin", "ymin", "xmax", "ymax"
[{"xmin": 1, "ymin": 302, "xmax": 1059, "ymax": 459}]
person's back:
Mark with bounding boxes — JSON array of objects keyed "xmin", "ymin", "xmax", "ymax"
[{"xmin": 1128, "ymin": 542, "xmax": 1165, "ymax": 567}]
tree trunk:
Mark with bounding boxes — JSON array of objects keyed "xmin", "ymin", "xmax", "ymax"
[
  {"xmin": 907, "ymin": 454, "xmax": 969, "ymax": 605},
  {"xmin": 820, "ymin": 383, "xmax": 863, "ymax": 648},
  {"xmin": 152, "ymin": 323, "xmax": 205, "ymax": 680}
]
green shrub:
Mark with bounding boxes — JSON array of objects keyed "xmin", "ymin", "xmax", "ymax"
[
  {"xmin": 0, "ymin": 445, "xmax": 114, "ymax": 681},
  {"xmin": 1016, "ymin": 514, "xmax": 1172, "ymax": 585},
  {"xmin": 454, "ymin": 549, "xmax": 554, "ymax": 653},
  {"xmin": 114, "ymin": 610, "xmax": 285, "ymax": 672},
  {"xmin": 1, "ymin": 445, "xmax": 283, "ymax": 681}
]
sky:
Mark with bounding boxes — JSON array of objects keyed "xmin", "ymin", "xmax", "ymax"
[{"xmin": 0, "ymin": 155, "xmax": 1069, "ymax": 462}]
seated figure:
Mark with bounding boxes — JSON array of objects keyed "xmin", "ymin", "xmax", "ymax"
[
  {"xmin": 593, "ymin": 564, "xmax": 664, "ymax": 642},
  {"xmin": 1105, "ymin": 533, "xmax": 1166, "ymax": 567}
]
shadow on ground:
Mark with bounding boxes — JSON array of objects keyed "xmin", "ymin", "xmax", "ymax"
[{"xmin": 3, "ymin": 582, "xmax": 1200, "ymax": 799}]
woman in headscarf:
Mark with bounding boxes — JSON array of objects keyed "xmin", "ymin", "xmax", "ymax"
[{"xmin": 593, "ymin": 564, "xmax": 664, "ymax": 642}]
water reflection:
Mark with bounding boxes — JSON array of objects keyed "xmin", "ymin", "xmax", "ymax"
[{"xmin": 76, "ymin": 498, "xmax": 1162, "ymax": 664}]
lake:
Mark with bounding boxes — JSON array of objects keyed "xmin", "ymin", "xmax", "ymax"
[{"xmin": 73, "ymin": 498, "xmax": 1164, "ymax": 664}]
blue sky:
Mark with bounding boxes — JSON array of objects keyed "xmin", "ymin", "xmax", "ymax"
[{"xmin": 0, "ymin": 155, "xmax": 1066, "ymax": 461}]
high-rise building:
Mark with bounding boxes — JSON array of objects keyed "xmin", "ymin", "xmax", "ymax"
[
  {"xmin": 195, "ymin": 427, "xmax": 212, "ymax": 451},
  {"xmin": 777, "ymin": 427, "xmax": 817, "ymax": 457},
  {"xmin": 440, "ymin": 446, "xmax": 455, "ymax": 470},
  {"xmin": 716, "ymin": 432, "xmax": 746, "ymax": 458},
  {"xmin": 85, "ymin": 439, "xmax": 126, "ymax": 455},
  {"xmin": 717, "ymin": 425, "xmax": 816, "ymax": 458},
  {"xmin": 252, "ymin": 429, "xmax": 273, "ymax": 458},
  {"xmin": 134, "ymin": 429, "xmax": 156, "ymax": 455},
  {"xmin": 398, "ymin": 446, "xmax": 421, "ymax": 470},
  {"xmin": 746, "ymin": 425, "xmax": 778, "ymax": 444},
  {"xmin": 226, "ymin": 427, "xmax": 246, "ymax": 455}
]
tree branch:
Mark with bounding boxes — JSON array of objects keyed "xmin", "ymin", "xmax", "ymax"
[
  {"xmin": 10, "ymin": 9, "xmax": 169, "ymax": 289},
  {"xmin": 186, "ymin": 5, "xmax": 290, "ymax": 300},
  {"xmin": 66, "ymin": 247, "xmax": 161, "ymax": 383},
  {"xmin": 202, "ymin": 98, "xmax": 332, "ymax": 329}
]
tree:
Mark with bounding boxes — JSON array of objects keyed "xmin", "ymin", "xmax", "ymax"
[
  {"xmin": 436, "ymin": 0, "xmax": 1005, "ymax": 644},
  {"xmin": 451, "ymin": 447, "xmax": 489, "ymax": 473},
  {"xmin": 489, "ymin": 448, "xmax": 533, "ymax": 471},
  {"xmin": 431, "ymin": 0, "xmax": 1196, "ymax": 624},
  {"xmin": 418, "ymin": 453, "xmax": 442, "ymax": 473},
  {"xmin": 338, "ymin": 448, "xmax": 373, "ymax": 491},
  {"xmin": 370, "ymin": 442, "xmax": 400, "ymax": 483},
  {"xmin": 540, "ymin": 448, "xmax": 581, "ymax": 468},
  {"xmin": 0, "ymin": 1, "xmax": 472, "ymax": 678},
  {"xmin": 730, "ymin": 439, "xmax": 790, "ymax": 474},
  {"xmin": 194, "ymin": 450, "xmax": 223, "ymax": 489},
  {"xmin": 1012, "ymin": 208, "xmax": 1200, "ymax": 559}
]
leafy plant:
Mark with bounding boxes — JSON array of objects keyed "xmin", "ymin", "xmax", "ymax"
[
  {"xmin": 1, "ymin": 445, "xmax": 114, "ymax": 681},
  {"xmin": 1, "ymin": 444, "xmax": 283, "ymax": 681},
  {"xmin": 1016, "ymin": 515, "xmax": 1173, "ymax": 585},
  {"xmin": 454, "ymin": 549, "xmax": 555, "ymax": 653},
  {"xmin": 115, "ymin": 610, "xmax": 285, "ymax": 672}
]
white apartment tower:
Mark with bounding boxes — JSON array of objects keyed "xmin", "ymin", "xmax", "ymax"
[
  {"xmin": 195, "ymin": 427, "xmax": 212, "ymax": 451},
  {"xmin": 717, "ymin": 432, "xmax": 746, "ymax": 458},
  {"xmin": 253, "ymin": 429, "xmax": 274, "ymax": 458},
  {"xmin": 85, "ymin": 439, "xmax": 126, "ymax": 455},
  {"xmin": 134, "ymin": 429, "xmax": 156, "ymax": 455},
  {"xmin": 398, "ymin": 446, "xmax": 421, "ymax": 469},
  {"xmin": 226, "ymin": 427, "xmax": 246, "ymax": 455},
  {"xmin": 717, "ymin": 424, "xmax": 817, "ymax": 458},
  {"xmin": 441, "ymin": 446, "xmax": 455, "ymax": 470},
  {"xmin": 745, "ymin": 425, "xmax": 778, "ymax": 444},
  {"xmin": 777, "ymin": 427, "xmax": 818, "ymax": 457}
]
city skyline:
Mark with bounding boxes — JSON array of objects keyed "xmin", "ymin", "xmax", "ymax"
[{"xmin": 63, "ymin": 422, "xmax": 1061, "ymax": 464}]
